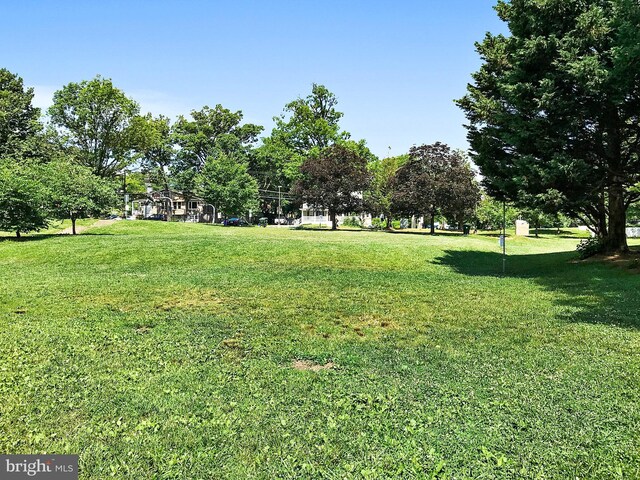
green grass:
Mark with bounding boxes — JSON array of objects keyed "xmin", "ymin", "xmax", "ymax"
[
  {"xmin": 0, "ymin": 218, "xmax": 98, "ymax": 237},
  {"xmin": 1, "ymin": 222, "xmax": 639, "ymax": 479}
]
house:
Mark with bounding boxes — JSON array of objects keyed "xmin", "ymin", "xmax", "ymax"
[
  {"xmin": 299, "ymin": 203, "xmax": 372, "ymax": 227},
  {"xmin": 131, "ymin": 190, "xmax": 216, "ymax": 222}
]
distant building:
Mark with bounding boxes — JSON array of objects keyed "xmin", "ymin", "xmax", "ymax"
[
  {"xmin": 299, "ymin": 203, "xmax": 372, "ymax": 227},
  {"xmin": 132, "ymin": 190, "xmax": 216, "ymax": 222}
]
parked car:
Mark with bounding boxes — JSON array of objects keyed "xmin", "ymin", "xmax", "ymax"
[
  {"xmin": 273, "ymin": 217, "xmax": 288, "ymax": 225},
  {"xmin": 224, "ymin": 217, "xmax": 248, "ymax": 226},
  {"xmin": 143, "ymin": 213, "xmax": 167, "ymax": 221}
]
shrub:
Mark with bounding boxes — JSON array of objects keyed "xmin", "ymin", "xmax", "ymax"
[
  {"xmin": 341, "ymin": 216, "xmax": 362, "ymax": 228},
  {"xmin": 370, "ymin": 217, "xmax": 384, "ymax": 229},
  {"xmin": 576, "ymin": 237, "xmax": 603, "ymax": 259}
]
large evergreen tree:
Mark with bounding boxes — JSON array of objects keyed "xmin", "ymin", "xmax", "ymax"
[{"xmin": 457, "ymin": 0, "xmax": 640, "ymax": 252}]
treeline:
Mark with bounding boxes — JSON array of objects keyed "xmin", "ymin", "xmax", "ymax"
[{"xmin": 1, "ymin": 69, "xmax": 484, "ymax": 235}]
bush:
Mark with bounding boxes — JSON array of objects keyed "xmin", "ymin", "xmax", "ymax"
[
  {"xmin": 576, "ymin": 237, "xmax": 603, "ymax": 259},
  {"xmin": 370, "ymin": 217, "xmax": 384, "ymax": 229},
  {"xmin": 341, "ymin": 216, "xmax": 362, "ymax": 228}
]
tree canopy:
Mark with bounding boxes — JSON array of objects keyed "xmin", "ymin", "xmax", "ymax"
[
  {"xmin": 0, "ymin": 68, "xmax": 42, "ymax": 160},
  {"xmin": 171, "ymin": 105, "xmax": 262, "ymax": 199},
  {"xmin": 0, "ymin": 161, "xmax": 49, "ymax": 237},
  {"xmin": 364, "ymin": 154, "xmax": 409, "ymax": 226},
  {"xmin": 261, "ymin": 84, "xmax": 351, "ymax": 187},
  {"xmin": 293, "ymin": 142, "xmax": 372, "ymax": 230},
  {"xmin": 391, "ymin": 143, "xmax": 480, "ymax": 233},
  {"xmin": 48, "ymin": 76, "xmax": 140, "ymax": 178},
  {"xmin": 457, "ymin": 0, "xmax": 640, "ymax": 252},
  {"xmin": 48, "ymin": 161, "xmax": 117, "ymax": 234},
  {"xmin": 200, "ymin": 153, "xmax": 259, "ymax": 219}
]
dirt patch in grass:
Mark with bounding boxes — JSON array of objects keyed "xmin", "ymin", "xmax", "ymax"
[
  {"xmin": 154, "ymin": 289, "xmax": 223, "ymax": 312},
  {"xmin": 292, "ymin": 360, "xmax": 336, "ymax": 372},
  {"xmin": 580, "ymin": 248, "xmax": 640, "ymax": 273}
]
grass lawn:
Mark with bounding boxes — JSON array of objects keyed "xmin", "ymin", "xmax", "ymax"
[{"xmin": 1, "ymin": 222, "xmax": 639, "ymax": 479}]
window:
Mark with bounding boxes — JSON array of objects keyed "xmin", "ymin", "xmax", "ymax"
[
  {"xmin": 173, "ymin": 201, "xmax": 183, "ymax": 210},
  {"xmin": 189, "ymin": 201, "xmax": 198, "ymax": 210}
]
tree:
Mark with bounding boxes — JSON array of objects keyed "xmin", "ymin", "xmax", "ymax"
[
  {"xmin": 48, "ymin": 161, "xmax": 117, "ymax": 234},
  {"xmin": 200, "ymin": 153, "xmax": 259, "ymax": 219},
  {"xmin": 171, "ymin": 105, "xmax": 262, "ymax": 219},
  {"xmin": 259, "ymin": 84, "xmax": 351, "ymax": 217},
  {"xmin": 474, "ymin": 196, "xmax": 519, "ymax": 231},
  {"xmin": 48, "ymin": 76, "xmax": 140, "ymax": 178},
  {"xmin": 439, "ymin": 151, "xmax": 482, "ymax": 229},
  {"xmin": 0, "ymin": 161, "xmax": 49, "ymax": 237},
  {"xmin": 391, "ymin": 143, "xmax": 480, "ymax": 234},
  {"xmin": 457, "ymin": 0, "xmax": 640, "ymax": 252},
  {"xmin": 364, "ymin": 154, "xmax": 409, "ymax": 228},
  {"xmin": 293, "ymin": 142, "xmax": 372, "ymax": 230},
  {"xmin": 0, "ymin": 68, "xmax": 42, "ymax": 160},
  {"xmin": 133, "ymin": 114, "xmax": 175, "ymax": 191}
]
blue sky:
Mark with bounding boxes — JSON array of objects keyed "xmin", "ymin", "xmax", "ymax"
[{"xmin": 2, "ymin": 0, "xmax": 507, "ymax": 159}]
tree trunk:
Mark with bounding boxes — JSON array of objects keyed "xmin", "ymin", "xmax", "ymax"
[
  {"xmin": 72, "ymin": 216, "xmax": 77, "ymax": 235},
  {"xmin": 330, "ymin": 211, "xmax": 337, "ymax": 230},
  {"xmin": 16, "ymin": 230, "xmax": 20, "ymax": 239},
  {"xmin": 430, "ymin": 212, "xmax": 435, "ymax": 235},
  {"xmin": 605, "ymin": 182, "xmax": 628, "ymax": 253}
]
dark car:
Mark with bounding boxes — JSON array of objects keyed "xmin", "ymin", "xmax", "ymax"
[
  {"xmin": 144, "ymin": 213, "xmax": 167, "ymax": 221},
  {"xmin": 224, "ymin": 217, "xmax": 248, "ymax": 226}
]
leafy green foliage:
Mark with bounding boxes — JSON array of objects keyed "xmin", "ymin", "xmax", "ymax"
[
  {"xmin": 132, "ymin": 114, "xmax": 175, "ymax": 191},
  {"xmin": 171, "ymin": 105, "xmax": 262, "ymax": 198},
  {"xmin": 0, "ymin": 161, "xmax": 49, "ymax": 237},
  {"xmin": 364, "ymin": 154, "xmax": 408, "ymax": 225},
  {"xmin": 340, "ymin": 216, "xmax": 362, "ymax": 228},
  {"xmin": 200, "ymin": 153, "xmax": 259, "ymax": 218},
  {"xmin": 0, "ymin": 68, "xmax": 42, "ymax": 160},
  {"xmin": 474, "ymin": 197, "xmax": 519, "ymax": 231},
  {"xmin": 293, "ymin": 142, "xmax": 372, "ymax": 230},
  {"xmin": 457, "ymin": 0, "xmax": 640, "ymax": 252},
  {"xmin": 48, "ymin": 76, "xmax": 140, "ymax": 177},
  {"xmin": 576, "ymin": 237, "xmax": 604, "ymax": 259},
  {"xmin": 47, "ymin": 161, "xmax": 117, "ymax": 234},
  {"xmin": 391, "ymin": 143, "xmax": 480, "ymax": 233},
  {"xmin": 260, "ymin": 84, "xmax": 351, "ymax": 190}
]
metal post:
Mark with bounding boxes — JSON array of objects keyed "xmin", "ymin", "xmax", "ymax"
[
  {"xmin": 122, "ymin": 170, "xmax": 127, "ymax": 218},
  {"xmin": 502, "ymin": 200, "xmax": 506, "ymax": 274}
]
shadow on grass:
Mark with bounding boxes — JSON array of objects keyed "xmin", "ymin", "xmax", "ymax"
[
  {"xmin": 386, "ymin": 229, "xmax": 465, "ymax": 237},
  {"xmin": 0, "ymin": 234, "xmax": 62, "ymax": 243},
  {"xmin": 434, "ymin": 249, "xmax": 640, "ymax": 330},
  {"xmin": 0, "ymin": 232, "xmax": 115, "ymax": 242}
]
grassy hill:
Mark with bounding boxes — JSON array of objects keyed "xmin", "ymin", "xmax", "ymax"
[{"xmin": 1, "ymin": 222, "xmax": 638, "ymax": 479}]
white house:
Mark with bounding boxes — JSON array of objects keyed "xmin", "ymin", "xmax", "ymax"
[{"xmin": 299, "ymin": 203, "xmax": 372, "ymax": 227}]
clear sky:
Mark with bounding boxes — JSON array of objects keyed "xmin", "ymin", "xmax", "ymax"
[{"xmin": 2, "ymin": 0, "xmax": 507, "ymax": 159}]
